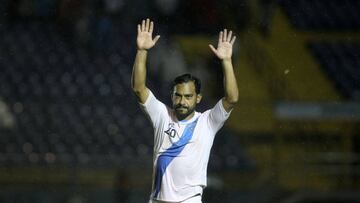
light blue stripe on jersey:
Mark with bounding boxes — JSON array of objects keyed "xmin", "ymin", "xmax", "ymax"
[{"xmin": 153, "ymin": 118, "xmax": 199, "ymax": 198}]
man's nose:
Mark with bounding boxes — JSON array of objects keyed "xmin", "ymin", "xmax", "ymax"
[{"xmin": 180, "ymin": 97, "xmax": 186, "ymax": 105}]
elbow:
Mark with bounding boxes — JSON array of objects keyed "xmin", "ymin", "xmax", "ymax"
[
  {"xmin": 131, "ymin": 78, "xmax": 146, "ymax": 95},
  {"xmin": 131, "ymin": 81, "xmax": 140, "ymax": 93},
  {"xmin": 132, "ymin": 87, "xmax": 141, "ymax": 95},
  {"xmin": 226, "ymin": 95, "xmax": 239, "ymax": 105},
  {"xmin": 228, "ymin": 98, "xmax": 239, "ymax": 105},
  {"xmin": 132, "ymin": 85, "xmax": 145, "ymax": 96}
]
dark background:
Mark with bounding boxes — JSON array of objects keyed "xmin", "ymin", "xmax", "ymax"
[{"xmin": 0, "ymin": 0, "xmax": 359, "ymax": 202}]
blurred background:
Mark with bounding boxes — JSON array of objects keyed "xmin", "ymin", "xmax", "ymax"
[{"xmin": 0, "ymin": 0, "xmax": 359, "ymax": 202}]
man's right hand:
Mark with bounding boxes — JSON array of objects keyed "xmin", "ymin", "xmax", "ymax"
[{"xmin": 137, "ymin": 18, "xmax": 160, "ymax": 50}]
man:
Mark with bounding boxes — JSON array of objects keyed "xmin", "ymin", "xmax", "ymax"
[{"xmin": 131, "ymin": 19, "xmax": 238, "ymax": 203}]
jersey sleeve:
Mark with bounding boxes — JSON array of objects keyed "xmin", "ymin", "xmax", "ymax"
[
  {"xmin": 206, "ymin": 99, "xmax": 232, "ymax": 133},
  {"xmin": 139, "ymin": 90, "xmax": 168, "ymax": 129}
]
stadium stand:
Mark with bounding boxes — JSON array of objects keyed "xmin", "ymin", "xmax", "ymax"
[
  {"xmin": 308, "ymin": 41, "xmax": 360, "ymax": 100},
  {"xmin": 280, "ymin": 0, "xmax": 360, "ymax": 31},
  {"xmin": 278, "ymin": 0, "xmax": 360, "ymax": 102}
]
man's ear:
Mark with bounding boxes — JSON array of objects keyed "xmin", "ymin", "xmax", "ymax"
[{"xmin": 196, "ymin": 94, "xmax": 202, "ymax": 104}]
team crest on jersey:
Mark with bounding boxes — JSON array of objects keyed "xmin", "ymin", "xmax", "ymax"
[{"xmin": 164, "ymin": 123, "xmax": 178, "ymax": 138}]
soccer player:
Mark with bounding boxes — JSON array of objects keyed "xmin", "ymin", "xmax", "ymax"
[{"xmin": 131, "ymin": 18, "xmax": 239, "ymax": 203}]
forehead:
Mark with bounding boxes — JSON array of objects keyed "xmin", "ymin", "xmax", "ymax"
[{"xmin": 173, "ymin": 82, "xmax": 196, "ymax": 94}]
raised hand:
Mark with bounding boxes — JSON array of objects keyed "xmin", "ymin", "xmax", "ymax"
[
  {"xmin": 137, "ymin": 18, "xmax": 160, "ymax": 50},
  {"xmin": 209, "ymin": 29, "xmax": 236, "ymax": 60}
]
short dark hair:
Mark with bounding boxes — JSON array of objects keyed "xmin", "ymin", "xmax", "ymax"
[{"xmin": 172, "ymin": 73, "xmax": 201, "ymax": 94}]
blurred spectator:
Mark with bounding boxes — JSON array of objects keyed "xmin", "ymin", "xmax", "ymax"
[
  {"xmin": 176, "ymin": 0, "xmax": 220, "ymax": 34},
  {"xmin": 0, "ymin": 98, "xmax": 15, "ymax": 129},
  {"xmin": 16, "ymin": 0, "xmax": 34, "ymax": 17},
  {"xmin": 57, "ymin": 0, "xmax": 123, "ymax": 48},
  {"xmin": 173, "ymin": 0, "xmax": 250, "ymax": 34},
  {"xmin": 152, "ymin": 0, "xmax": 179, "ymax": 33},
  {"xmin": 148, "ymin": 36, "xmax": 187, "ymax": 99},
  {"xmin": 1, "ymin": 0, "xmax": 11, "ymax": 20},
  {"xmin": 104, "ymin": 0, "xmax": 125, "ymax": 14},
  {"xmin": 68, "ymin": 194, "xmax": 86, "ymax": 203},
  {"xmin": 154, "ymin": 0, "xmax": 178, "ymax": 16},
  {"xmin": 58, "ymin": 0, "xmax": 85, "ymax": 21},
  {"xmin": 6, "ymin": 0, "xmax": 57, "ymax": 19},
  {"xmin": 258, "ymin": 0, "xmax": 277, "ymax": 36},
  {"xmin": 34, "ymin": 0, "xmax": 57, "ymax": 17},
  {"xmin": 214, "ymin": 0, "xmax": 250, "ymax": 32},
  {"xmin": 114, "ymin": 170, "xmax": 130, "ymax": 203},
  {"xmin": 57, "ymin": 0, "xmax": 87, "ymax": 42}
]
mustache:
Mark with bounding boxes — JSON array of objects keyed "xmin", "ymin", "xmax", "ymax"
[{"xmin": 175, "ymin": 105, "xmax": 188, "ymax": 109}]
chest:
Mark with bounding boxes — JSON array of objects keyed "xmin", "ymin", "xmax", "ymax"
[
  {"xmin": 163, "ymin": 122, "xmax": 186, "ymax": 143},
  {"xmin": 157, "ymin": 118, "xmax": 212, "ymax": 152}
]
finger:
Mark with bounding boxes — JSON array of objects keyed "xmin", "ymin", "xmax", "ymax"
[
  {"xmin": 230, "ymin": 36, "xmax": 236, "ymax": 45},
  {"xmin": 209, "ymin": 44, "xmax": 217, "ymax": 54},
  {"xmin": 146, "ymin": 18, "xmax": 150, "ymax": 32},
  {"xmin": 218, "ymin": 31, "xmax": 223, "ymax": 45},
  {"xmin": 137, "ymin": 24, "xmax": 141, "ymax": 34},
  {"xmin": 153, "ymin": 35, "xmax": 160, "ymax": 44},
  {"xmin": 142, "ymin": 20, "xmax": 146, "ymax": 32},
  {"xmin": 227, "ymin": 30, "xmax": 232, "ymax": 42},
  {"xmin": 223, "ymin": 29, "xmax": 227, "ymax": 42},
  {"xmin": 149, "ymin": 21, "xmax": 154, "ymax": 33}
]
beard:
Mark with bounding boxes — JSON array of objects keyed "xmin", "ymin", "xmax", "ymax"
[{"xmin": 174, "ymin": 104, "xmax": 196, "ymax": 121}]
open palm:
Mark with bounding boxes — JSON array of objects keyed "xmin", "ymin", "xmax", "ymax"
[
  {"xmin": 137, "ymin": 19, "xmax": 160, "ymax": 50},
  {"xmin": 209, "ymin": 29, "xmax": 236, "ymax": 60}
]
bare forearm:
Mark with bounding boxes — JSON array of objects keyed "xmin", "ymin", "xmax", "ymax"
[
  {"xmin": 131, "ymin": 50, "xmax": 149, "ymax": 102},
  {"xmin": 222, "ymin": 59, "xmax": 239, "ymax": 108},
  {"xmin": 132, "ymin": 50, "xmax": 147, "ymax": 90}
]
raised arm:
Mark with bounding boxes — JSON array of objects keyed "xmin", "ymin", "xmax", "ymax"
[
  {"xmin": 131, "ymin": 18, "xmax": 160, "ymax": 104},
  {"xmin": 209, "ymin": 29, "xmax": 239, "ymax": 112}
]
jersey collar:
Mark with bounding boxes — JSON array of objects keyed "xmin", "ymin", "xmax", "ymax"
[{"xmin": 176, "ymin": 112, "xmax": 200, "ymax": 125}]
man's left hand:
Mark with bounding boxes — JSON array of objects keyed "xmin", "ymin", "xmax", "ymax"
[{"xmin": 209, "ymin": 29, "xmax": 236, "ymax": 60}]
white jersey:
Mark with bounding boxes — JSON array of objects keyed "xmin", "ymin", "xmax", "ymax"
[{"xmin": 140, "ymin": 91, "xmax": 231, "ymax": 202}]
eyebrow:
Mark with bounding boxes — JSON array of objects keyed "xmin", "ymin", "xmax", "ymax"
[{"xmin": 174, "ymin": 93, "xmax": 194, "ymax": 97}]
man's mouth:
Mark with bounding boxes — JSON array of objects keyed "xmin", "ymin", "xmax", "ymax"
[{"xmin": 176, "ymin": 106, "xmax": 188, "ymax": 110}]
